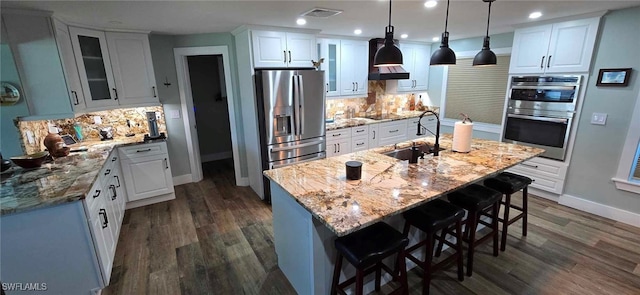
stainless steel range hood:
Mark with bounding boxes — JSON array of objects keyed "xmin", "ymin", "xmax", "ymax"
[{"xmin": 368, "ymin": 38, "xmax": 410, "ymax": 80}]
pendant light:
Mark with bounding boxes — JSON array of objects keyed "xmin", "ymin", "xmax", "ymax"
[
  {"xmin": 374, "ymin": 0, "xmax": 403, "ymax": 67},
  {"xmin": 473, "ymin": 0, "xmax": 497, "ymax": 66},
  {"xmin": 430, "ymin": 0, "xmax": 456, "ymax": 65}
]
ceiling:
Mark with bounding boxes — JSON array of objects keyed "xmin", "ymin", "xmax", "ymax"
[{"xmin": 3, "ymin": 1, "xmax": 640, "ymax": 41}]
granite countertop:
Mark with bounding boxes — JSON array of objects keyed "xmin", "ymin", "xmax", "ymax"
[
  {"xmin": 263, "ymin": 134, "xmax": 544, "ymax": 237},
  {"xmin": 325, "ymin": 109, "xmax": 439, "ymax": 131},
  {"xmin": 0, "ymin": 135, "xmax": 164, "ymax": 216}
]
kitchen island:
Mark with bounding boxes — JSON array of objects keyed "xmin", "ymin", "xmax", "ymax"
[{"xmin": 263, "ymin": 135, "xmax": 544, "ymax": 294}]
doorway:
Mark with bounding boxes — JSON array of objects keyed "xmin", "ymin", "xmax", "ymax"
[{"xmin": 174, "ymin": 46, "xmax": 243, "ymax": 185}]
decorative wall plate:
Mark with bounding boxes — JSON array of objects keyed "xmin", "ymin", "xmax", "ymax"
[{"xmin": 0, "ymin": 82, "xmax": 20, "ymax": 106}]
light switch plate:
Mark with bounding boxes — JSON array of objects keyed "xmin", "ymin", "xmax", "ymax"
[
  {"xmin": 93, "ymin": 116, "xmax": 102, "ymax": 125},
  {"xmin": 591, "ymin": 113, "xmax": 607, "ymax": 125},
  {"xmin": 25, "ymin": 130, "xmax": 35, "ymax": 145}
]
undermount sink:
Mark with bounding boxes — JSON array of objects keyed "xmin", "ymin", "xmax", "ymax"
[{"xmin": 383, "ymin": 144, "xmax": 444, "ymax": 161}]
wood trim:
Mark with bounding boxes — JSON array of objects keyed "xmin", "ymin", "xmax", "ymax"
[
  {"xmin": 612, "ymin": 178, "xmax": 640, "ymax": 195},
  {"xmin": 559, "ymin": 194, "xmax": 640, "ymax": 227},
  {"xmin": 124, "ymin": 192, "xmax": 175, "ymax": 210}
]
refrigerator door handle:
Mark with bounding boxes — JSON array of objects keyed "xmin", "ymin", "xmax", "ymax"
[
  {"xmin": 291, "ymin": 74, "xmax": 299, "ymax": 135},
  {"xmin": 270, "ymin": 152, "xmax": 326, "ymax": 169},
  {"xmin": 297, "ymin": 75, "xmax": 305, "ymax": 135},
  {"xmin": 270, "ymin": 139, "xmax": 324, "ymax": 153}
]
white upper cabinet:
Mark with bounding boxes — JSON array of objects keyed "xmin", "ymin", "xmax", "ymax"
[
  {"xmin": 339, "ymin": 39, "xmax": 368, "ymax": 96},
  {"xmin": 53, "ymin": 19, "xmax": 87, "ymax": 112},
  {"xmin": 252, "ymin": 30, "xmax": 316, "ymax": 68},
  {"xmin": 509, "ymin": 17, "xmax": 600, "ymax": 74},
  {"xmin": 106, "ymin": 32, "xmax": 158, "ymax": 105},
  {"xmin": 69, "ymin": 26, "xmax": 119, "ymax": 109},
  {"xmin": 387, "ymin": 42, "xmax": 430, "ymax": 93},
  {"xmin": 69, "ymin": 26, "xmax": 159, "ymax": 110},
  {"xmin": 317, "ymin": 38, "xmax": 341, "ymax": 97}
]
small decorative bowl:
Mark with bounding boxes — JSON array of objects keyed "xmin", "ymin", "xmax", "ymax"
[{"xmin": 11, "ymin": 151, "xmax": 50, "ymax": 169}]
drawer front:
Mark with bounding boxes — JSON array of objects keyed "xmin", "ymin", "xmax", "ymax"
[
  {"xmin": 100, "ymin": 150, "xmax": 118, "ymax": 179},
  {"xmin": 351, "ymin": 135, "xmax": 369, "ymax": 152},
  {"xmin": 327, "ymin": 129, "xmax": 351, "ymax": 141},
  {"xmin": 351, "ymin": 126, "xmax": 369, "ymax": 137},
  {"xmin": 378, "ymin": 120, "xmax": 408, "ymax": 146},
  {"xmin": 507, "ymin": 167, "xmax": 565, "ymax": 194},
  {"xmin": 118, "ymin": 142, "xmax": 166, "ymax": 160},
  {"xmin": 514, "ymin": 158, "xmax": 567, "ymax": 179}
]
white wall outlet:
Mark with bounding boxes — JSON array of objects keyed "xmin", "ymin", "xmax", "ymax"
[
  {"xmin": 591, "ymin": 113, "xmax": 608, "ymax": 125},
  {"xmin": 25, "ymin": 130, "xmax": 35, "ymax": 145},
  {"xmin": 170, "ymin": 110, "xmax": 180, "ymax": 119},
  {"xmin": 93, "ymin": 116, "xmax": 102, "ymax": 125}
]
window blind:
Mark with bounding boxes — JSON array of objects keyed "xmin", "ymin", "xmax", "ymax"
[{"xmin": 445, "ymin": 55, "xmax": 510, "ymax": 124}]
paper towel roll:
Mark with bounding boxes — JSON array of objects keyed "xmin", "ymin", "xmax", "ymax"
[{"xmin": 452, "ymin": 122, "xmax": 473, "ymax": 153}]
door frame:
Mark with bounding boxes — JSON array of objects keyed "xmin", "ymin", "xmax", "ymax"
[{"xmin": 174, "ymin": 46, "xmax": 243, "ymax": 185}]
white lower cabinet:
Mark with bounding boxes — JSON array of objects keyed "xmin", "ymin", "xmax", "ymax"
[
  {"xmin": 506, "ymin": 157, "xmax": 568, "ymax": 194},
  {"xmin": 119, "ymin": 142, "xmax": 174, "ymax": 203},
  {"xmin": 369, "ymin": 124, "xmax": 379, "ymax": 148},
  {"xmin": 378, "ymin": 120, "xmax": 409, "ymax": 146},
  {"xmin": 327, "ymin": 139, "xmax": 352, "ymax": 157}
]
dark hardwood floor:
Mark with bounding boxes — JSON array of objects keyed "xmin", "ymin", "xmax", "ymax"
[{"xmin": 103, "ymin": 159, "xmax": 640, "ymax": 295}]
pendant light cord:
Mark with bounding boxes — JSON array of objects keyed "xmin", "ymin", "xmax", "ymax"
[
  {"xmin": 486, "ymin": 1, "xmax": 492, "ymax": 37},
  {"xmin": 388, "ymin": 0, "xmax": 393, "ymax": 28},
  {"xmin": 444, "ymin": 0, "xmax": 450, "ymax": 32}
]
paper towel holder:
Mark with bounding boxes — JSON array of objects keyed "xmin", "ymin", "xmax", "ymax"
[{"xmin": 459, "ymin": 113, "xmax": 473, "ymax": 124}]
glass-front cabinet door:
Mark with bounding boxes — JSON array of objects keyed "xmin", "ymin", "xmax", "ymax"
[
  {"xmin": 69, "ymin": 27, "xmax": 118, "ymax": 109},
  {"xmin": 317, "ymin": 38, "xmax": 340, "ymax": 97}
]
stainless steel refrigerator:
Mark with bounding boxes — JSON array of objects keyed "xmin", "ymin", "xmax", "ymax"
[{"xmin": 255, "ymin": 69, "xmax": 326, "ymax": 203}]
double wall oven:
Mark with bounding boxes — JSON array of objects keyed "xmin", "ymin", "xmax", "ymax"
[{"xmin": 502, "ymin": 75, "xmax": 581, "ymax": 161}]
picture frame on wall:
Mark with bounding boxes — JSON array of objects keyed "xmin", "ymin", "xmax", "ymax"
[{"xmin": 596, "ymin": 68, "xmax": 632, "ymax": 87}]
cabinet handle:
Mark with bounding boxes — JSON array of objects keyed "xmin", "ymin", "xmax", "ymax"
[
  {"xmin": 326, "ymin": 83, "xmax": 329, "ymax": 93},
  {"xmin": 337, "ymin": 143, "xmax": 340, "ymax": 153},
  {"xmin": 288, "ymin": 51, "xmax": 292, "ymax": 63},
  {"xmin": 547, "ymin": 55, "xmax": 552, "ymax": 68},
  {"xmin": 152, "ymin": 86, "xmax": 157, "ymax": 98},
  {"xmin": 284, "ymin": 51, "xmax": 287, "ymax": 63},
  {"xmin": 333, "ymin": 143, "xmax": 337, "ymax": 153},
  {"xmin": 540, "ymin": 56, "xmax": 545, "ymax": 69},
  {"xmin": 93, "ymin": 189, "xmax": 101, "ymax": 198},
  {"xmin": 164, "ymin": 158, "xmax": 168, "ymax": 169},
  {"xmin": 332, "ymin": 133, "xmax": 341, "ymax": 137},
  {"xmin": 136, "ymin": 148, "xmax": 152, "ymax": 153},
  {"xmin": 71, "ymin": 91, "xmax": 79, "ymax": 105},
  {"xmin": 104, "ymin": 169, "xmax": 111, "ymax": 176},
  {"xmin": 114, "ymin": 175, "xmax": 121, "ymax": 187},
  {"xmin": 99, "ymin": 209, "xmax": 108, "ymax": 228},
  {"xmin": 112, "ymin": 88, "xmax": 118, "ymax": 100},
  {"xmin": 389, "ymin": 129, "xmax": 399, "ymax": 133},
  {"xmin": 355, "ymin": 82, "xmax": 358, "ymax": 91},
  {"xmin": 356, "ymin": 129, "xmax": 364, "ymax": 133},
  {"xmin": 521, "ymin": 163, "xmax": 539, "ymax": 169},
  {"xmin": 111, "ymin": 157, "xmax": 117, "ymax": 162},
  {"xmin": 352, "ymin": 82, "xmax": 355, "ymax": 91},
  {"xmin": 356, "ymin": 142, "xmax": 364, "ymax": 146},
  {"xmin": 110, "ymin": 184, "xmax": 117, "ymax": 200},
  {"xmin": 372, "ymin": 130, "xmax": 376, "ymax": 139}
]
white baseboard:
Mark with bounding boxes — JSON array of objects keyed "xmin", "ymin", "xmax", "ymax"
[
  {"xmin": 125, "ymin": 193, "xmax": 176, "ymax": 210},
  {"xmin": 201, "ymin": 151, "xmax": 232, "ymax": 162},
  {"xmin": 173, "ymin": 174, "xmax": 193, "ymax": 186},
  {"xmin": 236, "ymin": 177, "xmax": 249, "ymax": 186},
  {"xmin": 559, "ymin": 194, "xmax": 640, "ymax": 228},
  {"xmin": 529, "ymin": 187, "xmax": 560, "ymax": 202}
]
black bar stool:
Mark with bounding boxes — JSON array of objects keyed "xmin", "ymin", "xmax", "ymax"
[
  {"xmin": 401, "ymin": 199, "xmax": 465, "ymax": 295},
  {"xmin": 331, "ymin": 222, "xmax": 409, "ymax": 295},
  {"xmin": 442, "ymin": 184, "xmax": 501, "ymax": 276},
  {"xmin": 484, "ymin": 172, "xmax": 533, "ymax": 251}
]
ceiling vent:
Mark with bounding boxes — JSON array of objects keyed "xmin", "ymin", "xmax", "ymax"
[{"xmin": 301, "ymin": 7, "xmax": 343, "ymax": 18}]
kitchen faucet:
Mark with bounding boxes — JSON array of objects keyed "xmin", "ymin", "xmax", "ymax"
[{"xmin": 416, "ymin": 110, "xmax": 440, "ymax": 156}]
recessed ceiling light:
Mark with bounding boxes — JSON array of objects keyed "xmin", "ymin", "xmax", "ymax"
[
  {"xmin": 400, "ymin": 34, "xmax": 408, "ymax": 39},
  {"xmin": 296, "ymin": 18, "xmax": 307, "ymax": 25},
  {"xmin": 432, "ymin": 37, "xmax": 440, "ymax": 42},
  {"xmin": 529, "ymin": 11, "xmax": 542, "ymax": 19},
  {"xmin": 424, "ymin": 1, "xmax": 437, "ymax": 8},
  {"xmin": 354, "ymin": 29, "xmax": 362, "ymax": 35}
]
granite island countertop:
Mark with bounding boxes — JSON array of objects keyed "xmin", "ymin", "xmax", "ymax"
[
  {"xmin": 325, "ymin": 109, "xmax": 439, "ymax": 131},
  {"xmin": 263, "ymin": 134, "xmax": 544, "ymax": 236},
  {"xmin": 0, "ymin": 135, "xmax": 165, "ymax": 216}
]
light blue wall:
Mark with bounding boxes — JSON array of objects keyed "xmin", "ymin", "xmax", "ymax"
[
  {"xmin": 564, "ymin": 7, "xmax": 640, "ymax": 213},
  {"xmin": 148, "ymin": 33, "xmax": 248, "ymax": 178},
  {"xmin": 1, "ymin": 40, "xmax": 30, "ymax": 157}
]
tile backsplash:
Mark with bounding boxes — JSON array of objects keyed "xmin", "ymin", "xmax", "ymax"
[
  {"xmin": 17, "ymin": 106, "xmax": 167, "ymax": 154},
  {"xmin": 325, "ymin": 81, "xmax": 433, "ymax": 119}
]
